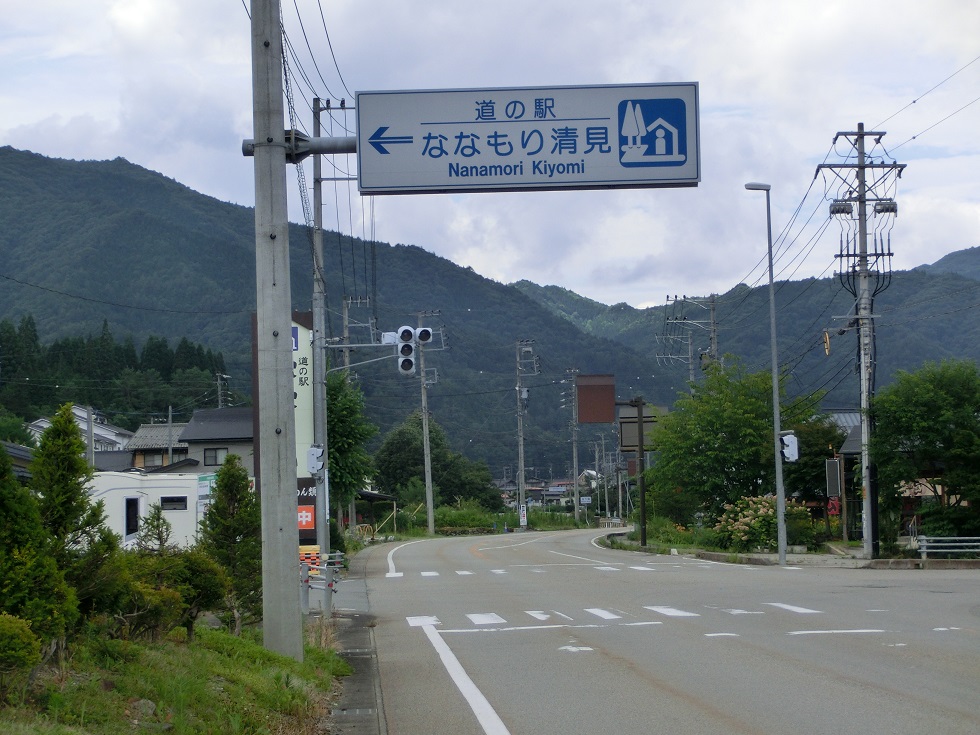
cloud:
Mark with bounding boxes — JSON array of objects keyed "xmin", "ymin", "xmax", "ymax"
[{"xmin": 2, "ymin": 0, "xmax": 979, "ymax": 308}]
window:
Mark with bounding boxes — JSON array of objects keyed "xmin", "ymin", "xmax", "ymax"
[
  {"xmin": 160, "ymin": 496, "xmax": 188, "ymax": 511},
  {"xmin": 204, "ymin": 447, "xmax": 228, "ymax": 466},
  {"xmin": 125, "ymin": 497, "xmax": 139, "ymax": 538},
  {"xmin": 143, "ymin": 452, "xmax": 164, "ymax": 467}
]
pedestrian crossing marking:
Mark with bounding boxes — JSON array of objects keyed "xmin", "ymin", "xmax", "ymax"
[
  {"xmin": 585, "ymin": 608, "xmax": 621, "ymax": 620},
  {"xmin": 406, "ymin": 615, "xmax": 441, "ymax": 627},
  {"xmin": 456, "ymin": 570, "xmax": 474, "ymax": 575},
  {"xmin": 764, "ymin": 602, "xmax": 821, "ymax": 614},
  {"xmin": 645, "ymin": 606, "xmax": 700, "ymax": 617},
  {"xmin": 467, "ymin": 613, "xmax": 507, "ymax": 625},
  {"xmin": 420, "ymin": 571, "xmax": 439, "ymax": 577}
]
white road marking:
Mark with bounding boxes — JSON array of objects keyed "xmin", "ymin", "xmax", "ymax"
[
  {"xmin": 386, "ymin": 539, "xmax": 425, "ymax": 577},
  {"xmin": 644, "ymin": 606, "xmax": 700, "ymax": 617},
  {"xmin": 764, "ymin": 603, "xmax": 822, "ymax": 614},
  {"xmin": 526, "ymin": 611, "xmax": 551, "ymax": 621},
  {"xmin": 406, "ymin": 615, "xmax": 441, "ymax": 627},
  {"xmin": 705, "ymin": 633, "xmax": 740, "ymax": 637},
  {"xmin": 421, "ymin": 571, "xmax": 439, "ymax": 577},
  {"xmin": 491, "ymin": 569, "xmax": 507, "ymax": 574},
  {"xmin": 478, "ymin": 534, "xmax": 556, "ymax": 551},
  {"xmin": 456, "ymin": 570, "xmax": 474, "ymax": 575},
  {"xmin": 550, "ymin": 550, "xmax": 609, "ymax": 564},
  {"xmin": 630, "ymin": 566, "xmax": 655, "ymax": 571},
  {"xmin": 788, "ymin": 629, "xmax": 885, "ymax": 636},
  {"xmin": 723, "ymin": 609, "xmax": 765, "ymax": 615},
  {"xmin": 595, "ymin": 566, "xmax": 620, "ymax": 571},
  {"xmin": 421, "ymin": 625, "xmax": 511, "ymax": 735},
  {"xmin": 559, "ymin": 645, "xmax": 593, "ymax": 652},
  {"xmin": 585, "ymin": 608, "xmax": 621, "ymax": 620},
  {"xmin": 467, "ymin": 613, "xmax": 507, "ymax": 625}
]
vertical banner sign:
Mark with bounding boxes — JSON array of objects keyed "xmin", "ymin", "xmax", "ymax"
[
  {"xmin": 357, "ymin": 83, "xmax": 699, "ymax": 195},
  {"xmin": 292, "ymin": 322, "xmax": 315, "ymax": 478}
]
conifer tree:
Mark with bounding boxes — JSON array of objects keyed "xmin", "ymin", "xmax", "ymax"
[
  {"xmin": 198, "ymin": 454, "xmax": 261, "ymax": 634},
  {"xmin": 29, "ymin": 403, "xmax": 121, "ymax": 619},
  {"xmin": 0, "ymin": 446, "xmax": 78, "ymax": 653}
]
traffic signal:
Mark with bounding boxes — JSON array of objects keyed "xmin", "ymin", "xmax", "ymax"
[
  {"xmin": 396, "ymin": 325, "xmax": 416, "ymax": 375},
  {"xmin": 780, "ymin": 432, "xmax": 799, "ymax": 462},
  {"xmin": 416, "ymin": 326, "xmax": 433, "ymax": 345}
]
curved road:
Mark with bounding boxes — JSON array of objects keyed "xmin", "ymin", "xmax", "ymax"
[{"xmin": 336, "ymin": 529, "xmax": 979, "ymax": 734}]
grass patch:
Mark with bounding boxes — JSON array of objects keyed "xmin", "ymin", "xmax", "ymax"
[{"xmin": 0, "ymin": 622, "xmax": 350, "ymax": 734}]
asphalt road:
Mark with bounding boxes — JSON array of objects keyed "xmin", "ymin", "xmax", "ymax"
[{"xmin": 333, "ymin": 529, "xmax": 980, "ymax": 735}]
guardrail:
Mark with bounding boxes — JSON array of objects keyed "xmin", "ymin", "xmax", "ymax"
[
  {"xmin": 918, "ymin": 536, "xmax": 980, "ymax": 559},
  {"xmin": 300, "ymin": 551, "xmax": 345, "ymax": 614}
]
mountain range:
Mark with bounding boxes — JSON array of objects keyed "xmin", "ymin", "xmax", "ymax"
[{"xmin": 2, "ymin": 145, "xmax": 978, "ymax": 477}]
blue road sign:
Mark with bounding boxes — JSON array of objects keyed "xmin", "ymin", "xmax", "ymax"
[{"xmin": 356, "ymin": 83, "xmax": 699, "ymax": 195}]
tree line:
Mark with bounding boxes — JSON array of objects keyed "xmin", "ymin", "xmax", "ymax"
[{"xmin": 0, "ymin": 315, "xmax": 230, "ymax": 436}]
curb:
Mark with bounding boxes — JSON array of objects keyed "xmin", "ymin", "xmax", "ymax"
[{"xmin": 328, "ymin": 552, "xmax": 387, "ymax": 735}]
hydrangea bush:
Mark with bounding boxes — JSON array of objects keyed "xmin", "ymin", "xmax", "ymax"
[{"xmin": 714, "ymin": 495, "xmax": 814, "ymax": 552}]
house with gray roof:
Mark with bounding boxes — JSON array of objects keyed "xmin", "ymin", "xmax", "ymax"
[
  {"xmin": 179, "ymin": 407, "xmax": 254, "ymax": 477},
  {"xmin": 127, "ymin": 422, "xmax": 190, "ymax": 469}
]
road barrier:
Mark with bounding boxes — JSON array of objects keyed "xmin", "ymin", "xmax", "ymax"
[
  {"xmin": 300, "ymin": 551, "xmax": 345, "ymax": 614},
  {"xmin": 917, "ymin": 536, "xmax": 980, "ymax": 559}
]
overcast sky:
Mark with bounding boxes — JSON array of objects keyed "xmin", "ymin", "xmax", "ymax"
[{"xmin": 3, "ymin": 1, "xmax": 978, "ymax": 308}]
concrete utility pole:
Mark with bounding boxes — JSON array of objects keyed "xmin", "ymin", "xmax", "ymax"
[
  {"xmin": 817, "ymin": 123, "xmax": 904, "ymax": 560},
  {"xmin": 515, "ymin": 340, "xmax": 538, "ymax": 527},
  {"xmin": 663, "ymin": 294, "xmax": 719, "ymax": 385},
  {"xmin": 633, "ymin": 396, "xmax": 648, "ymax": 547},
  {"xmin": 312, "ymin": 97, "xmax": 330, "ymax": 560},
  {"xmin": 249, "ymin": 0, "xmax": 303, "ymax": 660},
  {"xmin": 565, "ymin": 368, "xmax": 581, "ymax": 522}
]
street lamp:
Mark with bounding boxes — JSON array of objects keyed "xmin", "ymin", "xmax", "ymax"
[{"xmin": 745, "ymin": 182, "xmax": 787, "ymax": 566}]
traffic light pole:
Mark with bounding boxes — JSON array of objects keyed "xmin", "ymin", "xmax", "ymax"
[
  {"xmin": 312, "ymin": 97, "xmax": 331, "ymax": 563},
  {"xmin": 419, "ymin": 333, "xmax": 435, "ymax": 534}
]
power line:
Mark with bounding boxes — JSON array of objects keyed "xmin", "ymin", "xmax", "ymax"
[{"xmin": 874, "ymin": 52, "xmax": 980, "ymax": 128}]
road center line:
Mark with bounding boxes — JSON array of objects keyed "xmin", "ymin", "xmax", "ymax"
[
  {"xmin": 421, "ymin": 625, "xmax": 512, "ymax": 735},
  {"xmin": 549, "ymin": 550, "xmax": 612, "ymax": 564},
  {"xmin": 787, "ymin": 629, "xmax": 886, "ymax": 636}
]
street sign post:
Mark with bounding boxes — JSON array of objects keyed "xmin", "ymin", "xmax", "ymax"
[
  {"xmin": 357, "ymin": 83, "xmax": 699, "ymax": 195},
  {"xmin": 618, "ymin": 404, "xmax": 666, "ymax": 452}
]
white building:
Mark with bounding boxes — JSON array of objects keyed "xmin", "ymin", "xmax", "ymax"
[
  {"xmin": 89, "ymin": 471, "xmax": 217, "ymax": 549},
  {"xmin": 28, "ymin": 405, "xmax": 133, "ymax": 452}
]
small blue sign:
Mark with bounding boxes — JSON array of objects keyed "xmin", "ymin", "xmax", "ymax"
[{"xmin": 617, "ymin": 98, "xmax": 688, "ymax": 168}]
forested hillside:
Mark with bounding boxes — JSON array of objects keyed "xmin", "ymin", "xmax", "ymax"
[
  {"xmin": 0, "ymin": 314, "xmax": 228, "ymax": 431},
  {"xmin": 2, "ymin": 145, "xmax": 978, "ymax": 475}
]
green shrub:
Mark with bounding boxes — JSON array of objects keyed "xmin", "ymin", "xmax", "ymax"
[
  {"xmin": 0, "ymin": 614, "xmax": 41, "ymax": 703},
  {"xmin": 715, "ymin": 496, "xmax": 814, "ymax": 552}
]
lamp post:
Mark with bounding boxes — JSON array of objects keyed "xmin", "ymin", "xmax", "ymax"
[{"xmin": 745, "ymin": 182, "xmax": 787, "ymax": 566}]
